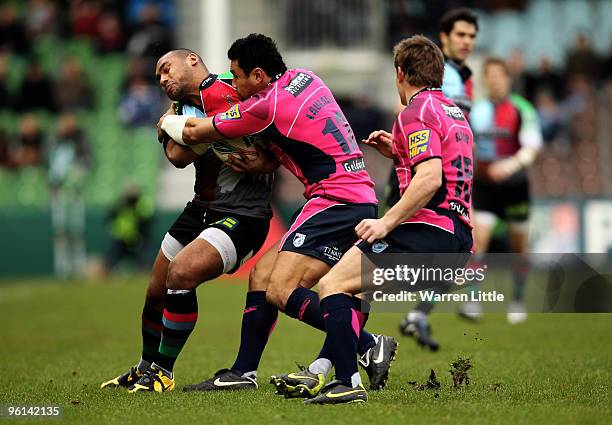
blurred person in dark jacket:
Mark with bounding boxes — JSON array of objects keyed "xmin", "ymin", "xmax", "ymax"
[
  {"xmin": 13, "ymin": 114, "xmax": 44, "ymax": 167},
  {"xmin": 54, "ymin": 56, "xmax": 95, "ymax": 111},
  {"xmin": 104, "ymin": 184, "xmax": 154, "ymax": 273}
]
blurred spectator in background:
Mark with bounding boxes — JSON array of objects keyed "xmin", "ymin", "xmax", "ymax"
[
  {"xmin": 507, "ymin": 49, "xmax": 526, "ymax": 95},
  {"xmin": 70, "ymin": 0, "xmax": 102, "ymax": 39},
  {"xmin": 118, "ymin": 75, "xmax": 160, "ymax": 127},
  {"xmin": 13, "ymin": 114, "xmax": 44, "ymax": 167},
  {"xmin": 126, "ymin": 0, "xmax": 176, "ymax": 28},
  {"xmin": 126, "ymin": 4, "xmax": 173, "ymax": 64},
  {"xmin": 54, "ymin": 56, "xmax": 95, "ymax": 111},
  {"xmin": 0, "ymin": 54, "xmax": 16, "ymax": 111},
  {"xmin": 565, "ymin": 32, "xmax": 601, "ymax": 81},
  {"xmin": 0, "ymin": 3, "xmax": 28, "ymax": 55},
  {"xmin": 0, "ymin": 128, "xmax": 13, "ymax": 169},
  {"xmin": 338, "ymin": 95, "xmax": 387, "ymax": 143},
  {"xmin": 95, "ymin": 11, "xmax": 125, "ymax": 54},
  {"xmin": 534, "ymin": 91, "xmax": 563, "ymax": 143},
  {"xmin": 104, "ymin": 184, "xmax": 153, "ymax": 273},
  {"xmin": 123, "ymin": 56, "xmax": 156, "ymax": 86},
  {"xmin": 47, "ymin": 113, "xmax": 91, "ymax": 278},
  {"xmin": 17, "ymin": 60, "xmax": 55, "ymax": 112},
  {"xmin": 524, "ymin": 55, "xmax": 564, "ymax": 102},
  {"xmin": 25, "ymin": 0, "xmax": 59, "ymax": 40}
]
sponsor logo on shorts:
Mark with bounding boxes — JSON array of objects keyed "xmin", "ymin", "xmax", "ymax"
[
  {"xmin": 322, "ymin": 246, "xmax": 342, "ymax": 262},
  {"xmin": 441, "ymin": 104, "xmax": 465, "ymax": 121},
  {"xmin": 449, "ymin": 201, "xmax": 469, "ymax": 221},
  {"xmin": 283, "ymin": 72, "xmax": 314, "ymax": 97},
  {"xmin": 214, "ymin": 216, "xmax": 239, "ymax": 230},
  {"xmin": 372, "ymin": 240, "xmax": 388, "ymax": 253},
  {"xmin": 408, "ymin": 130, "xmax": 430, "ymax": 159},
  {"xmin": 219, "ymin": 104, "xmax": 241, "ymax": 121},
  {"xmin": 342, "ymin": 157, "xmax": 366, "ymax": 172},
  {"xmin": 293, "ymin": 233, "xmax": 306, "ymax": 247}
]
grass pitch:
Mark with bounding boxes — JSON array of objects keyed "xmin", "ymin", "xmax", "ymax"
[{"xmin": 1, "ymin": 276, "xmax": 611, "ymax": 424}]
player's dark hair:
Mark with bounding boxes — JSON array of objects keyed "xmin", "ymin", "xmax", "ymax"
[
  {"xmin": 393, "ymin": 35, "xmax": 444, "ymax": 88},
  {"xmin": 227, "ymin": 33, "xmax": 287, "ymax": 77},
  {"xmin": 483, "ymin": 57, "xmax": 509, "ymax": 75},
  {"xmin": 439, "ymin": 8, "xmax": 479, "ymax": 34}
]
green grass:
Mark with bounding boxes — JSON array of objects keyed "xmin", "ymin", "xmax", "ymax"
[{"xmin": 1, "ymin": 276, "xmax": 611, "ymax": 424}]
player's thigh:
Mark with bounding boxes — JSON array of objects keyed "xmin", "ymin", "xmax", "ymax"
[
  {"xmin": 507, "ymin": 221, "xmax": 529, "ymax": 253},
  {"xmin": 249, "ymin": 241, "xmax": 280, "ymax": 291},
  {"xmin": 266, "ymin": 251, "xmax": 331, "ymax": 309},
  {"xmin": 167, "ymin": 238, "xmax": 224, "ymax": 290},
  {"xmin": 146, "ymin": 249, "xmax": 171, "ymax": 306},
  {"xmin": 473, "ymin": 210, "xmax": 497, "ymax": 253},
  {"xmin": 318, "ymin": 246, "xmax": 363, "ymax": 299}
]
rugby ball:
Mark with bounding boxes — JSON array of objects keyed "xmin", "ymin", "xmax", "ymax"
[{"xmin": 211, "ymin": 138, "xmax": 259, "ymax": 162}]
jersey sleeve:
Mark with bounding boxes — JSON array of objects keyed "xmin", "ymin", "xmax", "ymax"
[
  {"xmin": 511, "ymin": 94, "xmax": 543, "ymax": 150},
  {"xmin": 212, "ymin": 91, "xmax": 275, "ymax": 139}
]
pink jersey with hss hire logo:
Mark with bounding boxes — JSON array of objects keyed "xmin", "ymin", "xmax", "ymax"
[
  {"xmin": 392, "ymin": 88, "xmax": 474, "ymax": 233},
  {"xmin": 212, "ymin": 68, "xmax": 377, "ymax": 204}
]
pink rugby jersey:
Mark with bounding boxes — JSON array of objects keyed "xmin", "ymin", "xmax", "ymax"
[
  {"xmin": 212, "ymin": 68, "xmax": 377, "ymax": 204},
  {"xmin": 392, "ymin": 88, "xmax": 474, "ymax": 232}
]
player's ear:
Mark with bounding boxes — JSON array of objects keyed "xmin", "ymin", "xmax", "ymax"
[
  {"xmin": 439, "ymin": 31, "xmax": 448, "ymax": 46},
  {"xmin": 396, "ymin": 66, "xmax": 405, "ymax": 82},
  {"xmin": 187, "ymin": 53, "xmax": 199, "ymax": 66},
  {"xmin": 251, "ymin": 67, "xmax": 265, "ymax": 83}
]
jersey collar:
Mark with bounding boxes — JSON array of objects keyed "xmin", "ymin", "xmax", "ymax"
[
  {"xmin": 199, "ymin": 74, "xmax": 218, "ymax": 90},
  {"xmin": 444, "ymin": 57, "xmax": 473, "ymax": 82},
  {"xmin": 409, "ymin": 87, "xmax": 442, "ymax": 104}
]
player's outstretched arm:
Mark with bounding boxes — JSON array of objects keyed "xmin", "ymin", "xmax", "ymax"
[
  {"xmin": 159, "ymin": 115, "xmax": 221, "ymax": 146},
  {"xmin": 356, "ymin": 158, "xmax": 442, "ymax": 243},
  {"xmin": 362, "ymin": 130, "xmax": 394, "ymax": 158}
]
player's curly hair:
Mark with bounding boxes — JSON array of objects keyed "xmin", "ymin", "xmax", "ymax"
[{"xmin": 228, "ymin": 33, "xmax": 287, "ymax": 78}]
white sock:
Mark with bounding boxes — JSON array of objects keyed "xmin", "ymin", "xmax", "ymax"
[
  {"xmin": 308, "ymin": 358, "xmax": 333, "ymax": 376},
  {"xmin": 407, "ymin": 310, "xmax": 427, "ymax": 322},
  {"xmin": 242, "ymin": 371, "xmax": 257, "ymax": 380},
  {"xmin": 350, "ymin": 372, "xmax": 362, "ymax": 388}
]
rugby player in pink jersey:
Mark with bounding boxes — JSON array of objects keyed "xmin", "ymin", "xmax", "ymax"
[
  {"xmin": 159, "ymin": 34, "xmax": 397, "ymax": 395},
  {"xmin": 299, "ymin": 35, "xmax": 474, "ymax": 404}
]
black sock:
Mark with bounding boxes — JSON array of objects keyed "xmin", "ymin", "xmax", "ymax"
[
  {"xmin": 285, "ymin": 287, "xmax": 375, "ymax": 355},
  {"xmin": 321, "ymin": 294, "xmax": 361, "ymax": 386},
  {"xmin": 231, "ymin": 291, "xmax": 278, "ymax": 375},
  {"xmin": 317, "ymin": 296, "xmax": 374, "ymax": 361},
  {"xmin": 141, "ymin": 301, "xmax": 163, "ymax": 366},
  {"xmin": 155, "ymin": 289, "xmax": 198, "ymax": 373}
]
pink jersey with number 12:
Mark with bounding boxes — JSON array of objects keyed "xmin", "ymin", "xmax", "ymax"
[{"xmin": 213, "ymin": 68, "xmax": 377, "ymax": 204}]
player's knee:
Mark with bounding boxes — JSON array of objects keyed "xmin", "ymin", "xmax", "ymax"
[
  {"xmin": 317, "ymin": 275, "xmax": 335, "ymax": 299},
  {"xmin": 166, "ymin": 260, "xmax": 199, "ymax": 291},
  {"xmin": 265, "ymin": 282, "xmax": 290, "ymax": 310},
  {"xmin": 248, "ymin": 264, "xmax": 268, "ymax": 291}
]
